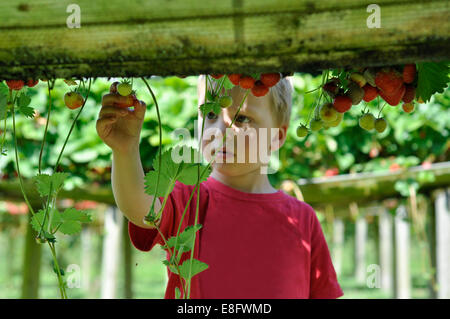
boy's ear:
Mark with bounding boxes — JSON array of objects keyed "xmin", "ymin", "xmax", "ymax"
[{"xmin": 269, "ymin": 124, "xmax": 288, "ymax": 152}]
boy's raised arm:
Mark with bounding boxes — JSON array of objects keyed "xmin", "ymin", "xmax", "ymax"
[
  {"xmin": 96, "ymin": 82, "xmax": 161, "ymax": 229},
  {"xmin": 112, "ymin": 147, "xmax": 161, "ymax": 229}
]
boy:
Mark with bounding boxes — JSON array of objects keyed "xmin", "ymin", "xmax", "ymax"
[{"xmin": 96, "ymin": 74, "xmax": 344, "ymax": 299}]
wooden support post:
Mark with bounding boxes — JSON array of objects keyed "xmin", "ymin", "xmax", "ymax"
[
  {"xmin": 355, "ymin": 215, "xmax": 367, "ymax": 285},
  {"xmin": 100, "ymin": 206, "xmax": 123, "ymax": 299},
  {"xmin": 394, "ymin": 204, "xmax": 411, "ymax": 299},
  {"xmin": 122, "ymin": 215, "xmax": 133, "ymax": 299},
  {"xmin": 81, "ymin": 225, "xmax": 93, "ymax": 297},
  {"xmin": 332, "ymin": 218, "xmax": 344, "ymax": 277},
  {"xmin": 21, "ymin": 208, "xmax": 42, "ymax": 299},
  {"xmin": 434, "ymin": 188, "xmax": 450, "ymax": 299},
  {"xmin": 379, "ymin": 207, "xmax": 394, "ymax": 294}
]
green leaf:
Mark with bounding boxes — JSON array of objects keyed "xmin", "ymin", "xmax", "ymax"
[
  {"xmin": 178, "ymin": 258, "xmax": 209, "ymax": 280},
  {"xmin": 0, "ymin": 82, "xmax": 8, "ymax": 97},
  {"xmin": 166, "ymin": 224, "xmax": 202, "ymax": 253},
  {"xmin": 175, "ymin": 287, "xmax": 181, "ymax": 299},
  {"xmin": 17, "ymin": 93, "xmax": 31, "ymax": 108},
  {"xmin": 417, "ymin": 62, "xmax": 450, "ymax": 102},
  {"xmin": 199, "ymin": 102, "xmax": 217, "ymax": 116},
  {"xmin": 53, "ymin": 208, "xmax": 92, "ymax": 235},
  {"xmin": 222, "ymin": 76, "xmax": 234, "ymax": 90},
  {"xmin": 31, "ymin": 209, "xmax": 59, "ymax": 234},
  {"xmin": 144, "ymin": 146, "xmax": 210, "ymax": 199},
  {"xmin": 0, "ymin": 94, "xmax": 7, "ymax": 120},
  {"xmin": 206, "ymin": 90, "xmax": 216, "ymax": 102},
  {"xmin": 162, "ymin": 259, "xmax": 179, "ymax": 274},
  {"xmin": 33, "ymin": 173, "xmax": 69, "ymax": 197}
]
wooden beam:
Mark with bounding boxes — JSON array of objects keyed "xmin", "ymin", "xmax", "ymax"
[
  {"xmin": 0, "ymin": 0, "xmax": 448, "ymax": 79},
  {"xmin": 296, "ymin": 161, "xmax": 450, "ymax": 209}
]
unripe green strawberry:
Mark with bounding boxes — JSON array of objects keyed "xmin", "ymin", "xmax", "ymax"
[
  {"xmin": 363, "ymin": 68, "xmax": 377, "ymax": 87},
  {"xmin": 219, "ymin": 95, "xmax": 233, "ymax": 108},
  {"xmin": 347, "ymin": 81, "xmax": 365, "ymax": 105},
  {"xmin": 328, "ymin": 112, "xmax": 344, "ymax": 127},
  {"xmin": 359, "ymin": 113, "xmax": 376, "ymax": 131},
  {"xmin": 310, "ymin": 118, "xmax": 322, "ymax": 131},
  {"xmin": 350, "ymin": 73, "xmax": 366, "ymax": 88},
  {"xmin": 117, "ymin": 82, "xmax": 132, "ymax": 96},
  {"xmin": 374, "ymin": 117, "xmax": 387, "ymax": 133},
  {"xmin": 319, "ymin": 102, "xmax": 338, "ymax": 122},
  {"xmin": 296, "ymin": 125, "xmax": 308, "ymax": 138}
]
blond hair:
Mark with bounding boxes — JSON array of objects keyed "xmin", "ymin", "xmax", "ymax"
[{"xmin": 197, "ymin": 74, "xmax": 293, "ymax": 128}]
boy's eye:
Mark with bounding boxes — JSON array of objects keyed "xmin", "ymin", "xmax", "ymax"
[
  {"xmin": 236, "ymin": 115, "xmax": 250, "ymax": 123},
  {"xmin": 207, "ymin": 111, "xmax": 218, "ymax": 120}
]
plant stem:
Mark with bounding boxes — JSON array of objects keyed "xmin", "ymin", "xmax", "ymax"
[
  {"xmin": 11, "ymin": 92, "xmax": 36, "ymax": 217},
  {"xmin": 140, "ymin": 77, "xmax": 163, "ymax": 222},
  {"xmin": 38, "ymin": 81, "xmax": 53, "ymax": 174},
  {"xmin": 49, "ymin": 241, "xmax": 67, "ymax": 298}
]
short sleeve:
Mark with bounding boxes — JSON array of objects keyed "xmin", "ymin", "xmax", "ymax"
[
  {"xmin": 308, "ymin": 207, "xmax": 344, "ymax": 299},
  {"xmin": 128, "ymin": 194, "xmax": 175, "ymax": 252}
]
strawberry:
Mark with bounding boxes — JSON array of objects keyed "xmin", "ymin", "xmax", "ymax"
[
  {"xmin": 251, "ymin": 80, "xmax": 269, "ymax": 97},
  {"xmin": 362, "ymin": 84, "xmax": 378, "ymax": 102},
  {"xmin": 260, "ymin": 73, "xmax": 281, "ymax": 87},
  {"xmin": 211, "ymin": 74, "xmax": 223, "ymax": 79},
  {"xmin": 239, "ymin": 76, "xmax": 255, "ymax": 89},
  {"xmin": 319, "ymin": 103, "xmax": 338, "ymax": 122},
  {"xmin": 6, "ymin": 80, "xmax": 25, "ymax": 90},
  {"xmin": 228, "ymin": 74, "xmax": 241, "ymax": 86},
  {"xmin": 378, "ymin": 84, "xmax": 406, "ymax": 106},
  {"xmin": 296, "ymin": 125, "xmax": 308, "ymax": 138},
  {"xmin": 347, "ymin": 81, "xmax": 364, "ymax": 105},
  {"xmin": 402, "ymin": 102, "xmax": 414, "ymax": 113},
  {"xmin": 333, "ymin": 95, "xmax": 353, "ymax": 113},
  {"xmin": 322, "ymin": 78, "xmax": 340, "ymax": 98},
  {"xmin": 402, "ymin": 64, "xmax": 416, "ymax": 84},
  {"xmin": 350, "ymin": 73, "xmax": 366, "ymax": 88},
  {"xmin": 402, "ymin": 85, "xmax": 415, "ymax": 103},
  {"xmin": 374, "ymin": 118, "xmax": 387, "ymax": 133},
  {"xmin": 64, "ymin": 92, "xmax": 84, "ymax": 109},
  {"xmin": 26, "ymin": 79, "xmax": 39, "ymax": 87},
  {"xmin": 375, "ymin": 68, "xmax": 403, "ymax": 95}
]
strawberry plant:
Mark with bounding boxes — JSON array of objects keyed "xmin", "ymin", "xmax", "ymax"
[
  {"xmin": 297, "ymin": 62, "xmax": 449, "ymax": 136},
  {"xmin": 0, "ymin": 78, "xmax": 93, "ymax": 298}
]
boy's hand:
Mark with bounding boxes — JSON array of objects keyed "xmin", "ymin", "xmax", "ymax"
[{"xmin": 96, "ymin": 82, "xmax": 147, "ymax": 154}]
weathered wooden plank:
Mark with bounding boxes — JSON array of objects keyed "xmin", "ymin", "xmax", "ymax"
[
  {"xmin": 332, "ymin": 218, "xmax": 344, "ymax": 276},
  {"xmin": 0, "ymin": 0, "xmax": 448, "ymax": 79},
  {"xmin": 378, "ymin": 207, "xmax": 393, "ymax": 294},
  {"xmin": 355, "ymin": 214, "xmax": 368, "ymax": 285},
  {"xmin": 394, "ymin": 204, "xmax": 411, "ymax": 299},
  {"xmin": 297, "ymin": 161, "xmax": 450, "ymax": 209},
  {"xmin": 433, "ymin": 187, "xmax": 450, "ymax": 299},
  {"xmin": 100, "ymin": 205, "xmax": 122, "ymax": 299}
]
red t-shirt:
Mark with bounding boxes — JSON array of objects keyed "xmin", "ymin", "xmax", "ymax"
[{"xmin": 128, "ymin": 175, "xmax": 344, "ymax": 299}]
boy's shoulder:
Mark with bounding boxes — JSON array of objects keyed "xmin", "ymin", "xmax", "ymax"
[{"xmin": 278, "ymin": 191, "xmax": 318, "ymax": 226}]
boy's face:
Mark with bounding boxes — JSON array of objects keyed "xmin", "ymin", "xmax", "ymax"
[{"xmin": 198, "ymin": 83, "xmax": 287, "ymax": 176}]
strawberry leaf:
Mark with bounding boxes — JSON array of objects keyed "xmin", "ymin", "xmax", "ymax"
[
  {"xmin": 33, "ymin": 173, "xmax": 69, "ymax": 197},
  {"xmin": 0, "ymin": 94, "xmax": 7, "ymax": 120},
  {"xmin": 178, "ymin": 259, "xmax": 209, "ymax": 280},
  {"xmin": 53, "ymin": 208, "xmax": 92, "ymax": 235},
  {"xmin": 166, "ymin": 224, "xmax": 202, "ymax": 253},
  {"xmin": 222, "ymin": 76, "xmax": 234, "ymax": 90},
  {"xmin": 416, "ymin": 62, "xmax": 450, "ymax": 102},
  {"xmin": 17, "ymin": 93, "xmax": 34, "ymax": 118}
]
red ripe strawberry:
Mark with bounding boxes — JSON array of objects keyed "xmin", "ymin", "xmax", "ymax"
[
  {"xmin": 260, "ymin": 73, "xmax": 281, "ymax": 87},
  {"xmin": 333, "ymin": 95, "xmax": 352, "ymax": 113},
  {"xmin": 378, "ymin": 84, "xmax": 406, "ymax": 106},
  {"xmin": 6, "ymin": 80, "xmax": 25, "ymax": 90},
  {"xmin": 239, "ymin": 76, "xmax": 255, "ymax": 89},
  {"xmin": 211, "ymin": 74, "xmax": 223, "ymax": 79},
  {"xmin": 402, "ymin": 85, "xmax": 415, "ymax": 103},
  {"xmin": 26, "ymin": 79, "xmax": 39, "ymax": 87},
  {"xmin": 251, "ymin": 80, "xmax": 269, "ymax": 97},
  {"xmin": 228, "ymin": 74, "xmax": 241, "ymax": 86},
  {"xmin": 402, "ymin": 64, "xmax": 416, "ymax": 84},
  {"xmin": 362, "ymin": 84, "xmax": 378, "ymax": 102},
  {"xmin": 375, "ymin": 68, "xmax": 403, "ymax": 95}
]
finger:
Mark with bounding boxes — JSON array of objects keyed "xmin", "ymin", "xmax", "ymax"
[
  {"xmin": 102, "ymin": 93, "xmax": 133, "ymax": 108},
  {"xmin": 99, "ymin": 105, "xmax": 128, "ymax": 118},
  {"xmin": 133, "ymin": 100, "xmax": 147, "ymax": 119},
  {"xmin": 96, "ymin": 117, "xmax": 116, "ymax": 132},
  {"xmin": 110, "ymin": 81, "xmax": 120, "ymax": 94}
]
